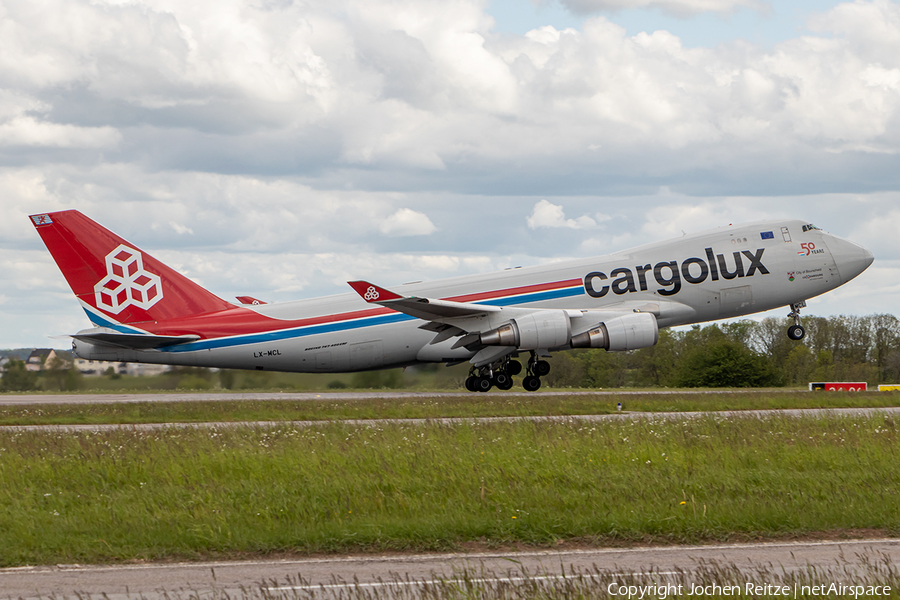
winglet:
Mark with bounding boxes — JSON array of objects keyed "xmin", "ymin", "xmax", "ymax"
[{"xmin": 348, "ymin": 281, "xmax": 403, "ymax": 303}]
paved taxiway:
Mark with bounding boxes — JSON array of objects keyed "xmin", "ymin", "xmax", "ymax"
[
  {"xmin": 4, "ymin": 391, "xmax": 898, "ymax": 434},
  {"xmin": 2, "ymin": 539, "xmax": 898, "ymax": 599},
  {"xmin": 4, "ymin": 406, "xmax": 900, "ymax": 434}
]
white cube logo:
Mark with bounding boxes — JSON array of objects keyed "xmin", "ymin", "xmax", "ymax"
[{"xmin": 94, "ymin": 245, "xmax": 163, "ymax": 314}]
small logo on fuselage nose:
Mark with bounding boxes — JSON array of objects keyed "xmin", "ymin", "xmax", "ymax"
[{"xmin": 94, "ymin": 245, "xmax": 163, "ymax": 314}]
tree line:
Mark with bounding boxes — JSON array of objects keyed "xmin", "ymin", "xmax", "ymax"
[
  {"xmin": 543, "ymin": 313, "xmax": 900, "ymax": 389},
  {"xmin": 3, "ymin": 313, "xmax": 899, "ymax": 391}
]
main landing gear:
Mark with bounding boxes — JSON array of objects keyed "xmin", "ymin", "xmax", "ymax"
[
  {"xmin": 464, "ymin": 352, "xmax": 551, "ymax": 392},
  {"xmin": 465, "ymin": 356, "xmax": 519, "ymax": 392},
  {"xmin": 787, "ymin": 301, "xmax": 806, "ymax": 341}
]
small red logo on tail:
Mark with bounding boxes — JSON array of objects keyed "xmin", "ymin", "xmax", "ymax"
[{"xmin": 94, "ymin": 245, "xmax": 163, "ymax": 314}]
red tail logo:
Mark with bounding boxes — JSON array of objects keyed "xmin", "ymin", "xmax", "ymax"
[
  {"xmin": 94, "ymin": 245, "xmax": 164, "ymax": 314},
  {"xmin": 31, "ymin": 209, "xmax": 234, "ymax": 325}
]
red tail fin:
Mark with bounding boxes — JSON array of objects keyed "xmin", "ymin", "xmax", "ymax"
[{"xmin": 31, "ymin": 210, "xmax": 233, "ymax": 326}]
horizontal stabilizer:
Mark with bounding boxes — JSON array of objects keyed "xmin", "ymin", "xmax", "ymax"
[{"xmin": 71, "ymin": 328, "xmax": 200, "ymax": 349}]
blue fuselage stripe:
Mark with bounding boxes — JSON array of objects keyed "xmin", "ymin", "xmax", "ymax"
[
  {"xmin": 83, "ymin": 308, "xmax": 144, "ymax": 334},
  {"xmin": 138, "ymin": 285, "xmax": 586, "ymax": 353}
]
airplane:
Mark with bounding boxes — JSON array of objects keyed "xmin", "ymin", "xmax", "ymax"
[{"xmin": 30, "ymin": 210, "xmax": 874, "ymax": 392}]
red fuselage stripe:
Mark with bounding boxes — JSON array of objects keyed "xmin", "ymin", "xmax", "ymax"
[
  {"xmin": 447, "ymin": 279, "xmax": 582, "ymax": 303},
  {"xmin": 139, "ymin": 278, "xmax": 585, "ymax": 338}
]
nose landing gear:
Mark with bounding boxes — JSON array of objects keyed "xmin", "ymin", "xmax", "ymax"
[{"xmin": 787, "ymin": 301, "xmax": 806, "ymax": 340}]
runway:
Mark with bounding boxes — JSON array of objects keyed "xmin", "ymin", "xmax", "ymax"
[
  {"xmin": 4, "ymin": 405, "xmax": 900, "ymax": 433},
  {"xmin": 0, "ymin": 389, "xmax": 807, "ymax": 406},
  {"xmin": 2, "ymin": 539, "xmax": 898, "ymax": 599},
  {"xmin": 4, "ymin": 391, "xmax": 894, "ymax": 434}
]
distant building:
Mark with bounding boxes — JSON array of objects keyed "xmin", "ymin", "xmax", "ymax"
[
  {"xmin": 25, "ymin": 348, "xmax": 66, "ymax": 372},
  {"xmin": 73, "ymin": 357, "xmax": 170, "ymax": 377},
  {"xmin": 4, "ymin": 349, "xmax": 169, "ymax": 377},
  {"xmin": 73, "ymin": 357, "xmax": 119, "ymax": 376},
  {"xmin": 125, "ymin": 363, "xmax": 170, "ymax": 377}
]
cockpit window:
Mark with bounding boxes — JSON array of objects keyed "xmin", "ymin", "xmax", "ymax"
[{"xmin": 802, "ymin": 224, "xmax": 821, "ymax": 232}]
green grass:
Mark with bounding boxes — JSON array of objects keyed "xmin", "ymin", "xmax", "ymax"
[
  {"xmin": 1, "ymin": 391, "xmax": 899, "ymax": 426},
  {"xmin": 1, "ymin": 413, "xmax": 899, "ymax": 566}
]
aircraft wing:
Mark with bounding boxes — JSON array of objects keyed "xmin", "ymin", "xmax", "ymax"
[
  {"xmin": 347, "ymin": 281, "xmax": 685, "ymax": 326},
  {"xmin": 347, "ymin": 281, "xmax": 501, "ymax": 321},
  {"xmin": 348, "ymin": 280, "xmax": 692, "ymax": 360}
]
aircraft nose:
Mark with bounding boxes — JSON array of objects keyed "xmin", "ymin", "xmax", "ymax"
[{"xmin": 827, "ymin": 235, "xmax": 874, "ymax": 283}]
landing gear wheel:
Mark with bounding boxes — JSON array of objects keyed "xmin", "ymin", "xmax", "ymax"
[
  {"xmin": 787, "ymin": 301, "xmax": 806, "ymax": 341},
  {"xmin": 494, "ymin": 372, "xmax": 512, "ymax": 388},
  {"xmin": 522, "ymin": 375, "xmax": 542, "ymax": 392},
  {"xmin": 507, "ymin": 360, "xmax": 522, "ymax": 376},
  {"xmin": 533, "ymin": 360, "xmax": 551, "ymax": 377},
  {"xmin": 465, "ymin": 376, "xmax": 477, "ymax": 392},
  {"xmin": 787, "ymin": 325, "xmax": 806, "ymax": 341},
  {"xmin": 475, "ymin": 377, "xmax": 493, "ymax": 392}
]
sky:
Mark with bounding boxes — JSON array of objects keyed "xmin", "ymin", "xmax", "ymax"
[{"xmin": 1, "ymin": 0, "xmax": 899, "ymax": 348}]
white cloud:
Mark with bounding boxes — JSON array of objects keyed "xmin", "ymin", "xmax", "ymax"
[
  {"xmin": 0, "ymin": 90, "xmax": 121, "ymax": 149},
  {"xmin": 556, "ymin": 0, "xmax": 767, "ymax": 17},
  {"xmin": 0, "ymin": 0, "xmax": 899, "ymax": 176},
  {"xmin": 3, "ymin": 0, "xmax": 900, "ymax": 346},
  {"xmin": 7, "ymin": 180, "xmax": 897, "ymax": 347},
  {"xmin": 527, "ymin": 200, "xmax": 597, "ymax": 229},
  {"xmin": 169, "ymin": 222, "xmax": 194, "ymax": 235},
  {"xmin": 379, "ymin": 208, "xmax": 437, "ymax": 236},
  {"xmin": 847, "ymin": 206, "xmax": 900, "ymax": 260},
  {"xmin": 0, "ymin": 117, "xmax": 121, "ymax": 148}
]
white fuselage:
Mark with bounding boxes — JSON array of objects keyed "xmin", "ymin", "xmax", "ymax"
[{"xmin": 73, "ymin": 219, "xmax": 872, "ymax": 373}]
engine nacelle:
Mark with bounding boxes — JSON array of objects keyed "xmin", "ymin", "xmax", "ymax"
[
  {"xmin": 570, "ymin": 312, "xmax": 659, "ymax": 351},
  {"xmin": 480, "ymin": 310, "xmax": 571, "ymax": 350}
]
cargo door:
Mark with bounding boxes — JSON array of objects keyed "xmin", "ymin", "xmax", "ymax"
[
  {"xmin": 350, "ymin": 340, "xmax": 383, "ymax": 370},
  {"xmin": 720, "ymin": 285, "xmax": 753, "ymax": 316}
]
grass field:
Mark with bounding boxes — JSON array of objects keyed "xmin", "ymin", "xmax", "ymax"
[
  {"xmin": 1, "ymin": 390, "xmax": 899, "ymax": 426},
  {"xmin": 2, "ymin": 412, "xmax": 899, "ymax": 567}
]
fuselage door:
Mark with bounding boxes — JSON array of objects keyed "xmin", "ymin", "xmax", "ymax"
[
  {"xmin": 720, "ymin": 285, "xmax": 752, "ymax": 317},
  {"xmin": 351, "ymin": 340, "xmax": 384, "ymax": 370}
]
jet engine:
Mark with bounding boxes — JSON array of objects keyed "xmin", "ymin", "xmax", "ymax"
[
  {"xmin": 570, "ymin": 312, "xmax": 658, "ymax": 351},
  {"xmin": 480, "ymin": 310, "xmax": 571, "ymax": 350}
]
